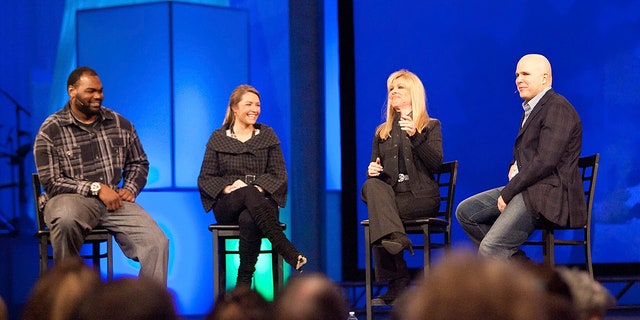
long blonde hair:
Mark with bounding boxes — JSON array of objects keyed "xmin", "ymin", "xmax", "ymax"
[
  {"xmin": 376, "ymin": 69, "xmax": 430, "ymax": 139},
  {"xmin": 222, "ymin": 84, "xmax": 260, "ymax": 127}
]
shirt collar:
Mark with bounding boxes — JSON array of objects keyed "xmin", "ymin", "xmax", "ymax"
[
  {"xmin": 522, "ymin": 86, "xmax": 552, "ymax": 112},
  {"xmin": 59, "ymin": 101, "xmax": 112, "ymax": 126}
]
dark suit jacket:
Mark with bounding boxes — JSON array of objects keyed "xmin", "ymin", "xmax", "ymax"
[{"xmin": 501, "ymin": 89, "xmax": 586, "ymax": 228}]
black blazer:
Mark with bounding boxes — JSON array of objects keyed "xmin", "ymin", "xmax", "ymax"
[
  {"xmin": 501, "ymin": 89, "xmax": 586, "ymax": 228},
  {"xmin": 369, "ymin": 118, "xmax": 443, "ymax": 199}
]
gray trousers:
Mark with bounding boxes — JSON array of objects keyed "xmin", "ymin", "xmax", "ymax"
[
  {"xmin": 44, "ymin": 194, "xmax": 169, "ymax": 286},
  {"xmin": 361, "ymin": 178, "xmax": 439, "ymax": 281}
]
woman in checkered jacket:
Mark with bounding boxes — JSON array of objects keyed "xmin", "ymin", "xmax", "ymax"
[{"xmin": 198, "ymin": 85, "xmax": 306, "ymax": 288}]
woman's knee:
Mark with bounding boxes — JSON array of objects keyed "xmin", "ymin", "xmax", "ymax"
[
  {"xmin": 238, "ymin": 211, "xmax": 257, "ymax": 228},
  {"xmin": 361, "ymin": 178, "xmax": 390, "ymax": 199}
]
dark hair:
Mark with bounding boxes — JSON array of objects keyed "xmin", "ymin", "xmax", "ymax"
[
  {"xmin": 274, "ymin": 273, "xmax": 349, "ymax": 320},
  {"xmin": 67, "ymin": 66, "xmax": 98, "ymax": 87},
  {"xmin": 207, "ymin": 286, "xmax": 273, "ymax": 320},
  {"xmin": 76, "ymin": 277, "xmax": 177, "ymax": 320},
  {"xmin": 22, "ymin": 257, "xmax": 101, "ymax": 320}
]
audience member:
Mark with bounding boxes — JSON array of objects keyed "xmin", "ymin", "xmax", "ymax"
[
  {"xmin": 556, "ymin": 267, "xmax": 616, "ymax": 320},
  {"xmin": 274, "ymin": 273, "xmax": 349, "ymax": 320},
  {"xmin": 207, "ymin": 286, "xmax": 273, "ymax": 320},
  {"xmin": 521, "ymin": 262, "xmax": 578, "ymax": 320},
  {"xmin": 393, "ymin": 251, "xmax": 547, "ymax": 320},
  {"xmin": 520, "ymin": 262, "xmax": 616, "ymax": 320},
  {"xmin": 22, "ymin": 257, "xmax": 101, "ymax": 320},
  {"xmin": 0, "ymin": 295, "xmax": 7, "ymax": 320},
  {"xmin": 76, "ymin": 277, "xmax": 177, "ymax": 320}
]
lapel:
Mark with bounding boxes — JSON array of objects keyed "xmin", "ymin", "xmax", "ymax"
[{"xmin": 516, "ymin": 89, "xmax": 555, "ymax": 138}]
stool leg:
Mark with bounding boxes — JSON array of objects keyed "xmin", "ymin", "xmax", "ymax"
[
  {"xmin": 364, "ymin": 225, "xmax": 373, "ymax": 320},
  {"xmin": 422, "ymin": 225, "xmax": 430, "ymax": 277},
  {"xmin": 107, "ymin": 235, "xmax": 113, "ymax": 281},
  {"xmin": 585, "ymin": 231, "xmax": 593, "ymax": 278},
  {"xmin": 92, "ymin": 242, "xmax": 101, "ymax": 275},
  {"xmin": 272, "ymin": 246, "xmax": 284, "ymax": 295},
  {"xmin": 213, "ymin": 229, "xmax": 221, "ymax": 298},
  {"xmin": 40, "ymin": 237, "xmax": 49, "ymax": 277}
]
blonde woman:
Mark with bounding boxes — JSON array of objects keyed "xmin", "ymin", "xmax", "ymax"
[{"xmin": 362, "ymin": 69, "xmax": 443, "ymax": 305}]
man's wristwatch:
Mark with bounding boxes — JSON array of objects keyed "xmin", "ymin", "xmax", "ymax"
[{"xmin": 90, "ymin": 182, "xmax": 101, "ymax": 196}]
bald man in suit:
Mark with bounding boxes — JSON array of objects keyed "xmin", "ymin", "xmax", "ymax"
[{"xmin": 456, "ymin": 54, "xmax": 586, "ymax": 259}]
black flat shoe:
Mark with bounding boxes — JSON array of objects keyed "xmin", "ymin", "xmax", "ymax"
[{"xmin": 381, "ymin": 233, "xmax": 414, "ymax": 256}]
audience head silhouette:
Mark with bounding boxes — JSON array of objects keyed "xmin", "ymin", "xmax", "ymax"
[
  {"xmin": 274, "ymin": 273, "xmax": 349, "ymax": 320},
  {"xmin": 556, "ymin": 267, "xmax": 616, "ymax": 320},
  {"xmin": 394, "ymin": 251, "xmax": 547, "ymax": 320},
  {"xmin": 207, "ymin": 286, "xmax": 273, "ymax": 320},
  {"xmin": 76, "ymin": 276, "xmax": 177, "ymax": 320},
  {"xmin": 1, "ymin": 295, "xmax": 8, "ymax": 320},
  {"xmin": 22, "ymin": 257, "xmax": 101, "ymax": 320}
]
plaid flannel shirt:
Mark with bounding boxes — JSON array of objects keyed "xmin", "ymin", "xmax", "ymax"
[{"xmin": 33, "ymin": 102, "xmax": 149, "ymax": 200}]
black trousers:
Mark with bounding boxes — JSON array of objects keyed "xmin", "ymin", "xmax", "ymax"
[
  {"xmin": 361, "ymin": 178, "xmax": 439, "ymax": 281},
  {"xmin": 213, "ymin": 186, "xmax": 281, "ymax": 286}
]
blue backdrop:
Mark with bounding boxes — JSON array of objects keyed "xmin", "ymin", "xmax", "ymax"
[
  {"xmin": 1, "ymin": 0, "xmax": 640, "ymax": 317},
  {"xmin": 352, "ymin": 0, "xmax": 640, "ymax": 266}
]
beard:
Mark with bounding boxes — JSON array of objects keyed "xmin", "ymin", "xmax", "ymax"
[{"xmin": 75, "ymin": 96, "xmax": 100, "ymax": 117}]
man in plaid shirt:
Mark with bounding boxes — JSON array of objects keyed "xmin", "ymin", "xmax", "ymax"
[{"xmin": 33, "ymin": 66, "xmax": 168, "ymax": 285}]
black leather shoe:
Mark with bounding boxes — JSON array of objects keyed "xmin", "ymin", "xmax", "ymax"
[{"xmin": 381, "ymin": 233, "xmax": 414, "ymax": 256}]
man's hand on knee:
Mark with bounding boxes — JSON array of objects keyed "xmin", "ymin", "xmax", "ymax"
[{"xmin": 99, "ymin": 187, "xmax": 123, "ymax": 210}]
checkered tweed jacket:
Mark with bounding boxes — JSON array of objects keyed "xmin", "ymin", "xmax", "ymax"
[{"xmin": 198, "ymin": 123, "xmax": 287, "ymax": 212}]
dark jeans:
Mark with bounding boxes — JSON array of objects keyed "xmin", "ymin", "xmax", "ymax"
[{"xmin": 455, "ymin": 187, "xmax": 537, "ymax": 258}]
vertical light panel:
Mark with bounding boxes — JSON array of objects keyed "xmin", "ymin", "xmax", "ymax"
[
  {"xmin": 77, "ymin": 3, "xmax": 173, "ymax": 188},
  {"xmin": 135, "ymin": 191, "xmax": 215, "ymax": 314},
  {"xmin": 77, "ymin": 2, "xmax": 251, "ymax": 315},
  {"xmin": 223, "ymin": 239, "xmax": 278, "ymax": 301},
  {"xmin": 172, "ymin": 3, "xmax": 249, "ymax": 188}
]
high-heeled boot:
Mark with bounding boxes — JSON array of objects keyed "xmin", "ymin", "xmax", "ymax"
[
  {"xmin": 236, "ymin": 237, "xmax": 261, "ymax": 287},
  {"xmin": 248, "ymin": 203, "xmax": 307, "ymax": 271}
]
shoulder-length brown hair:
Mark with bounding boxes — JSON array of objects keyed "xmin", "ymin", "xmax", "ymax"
[{"xmin": 222, "ymin": 84, "xmax": 261, "ymax": 127}]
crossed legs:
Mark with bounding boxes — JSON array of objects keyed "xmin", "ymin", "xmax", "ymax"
[{"xmin": 455, "ymin": 187, "xmax": 537, "ymax": 259}]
